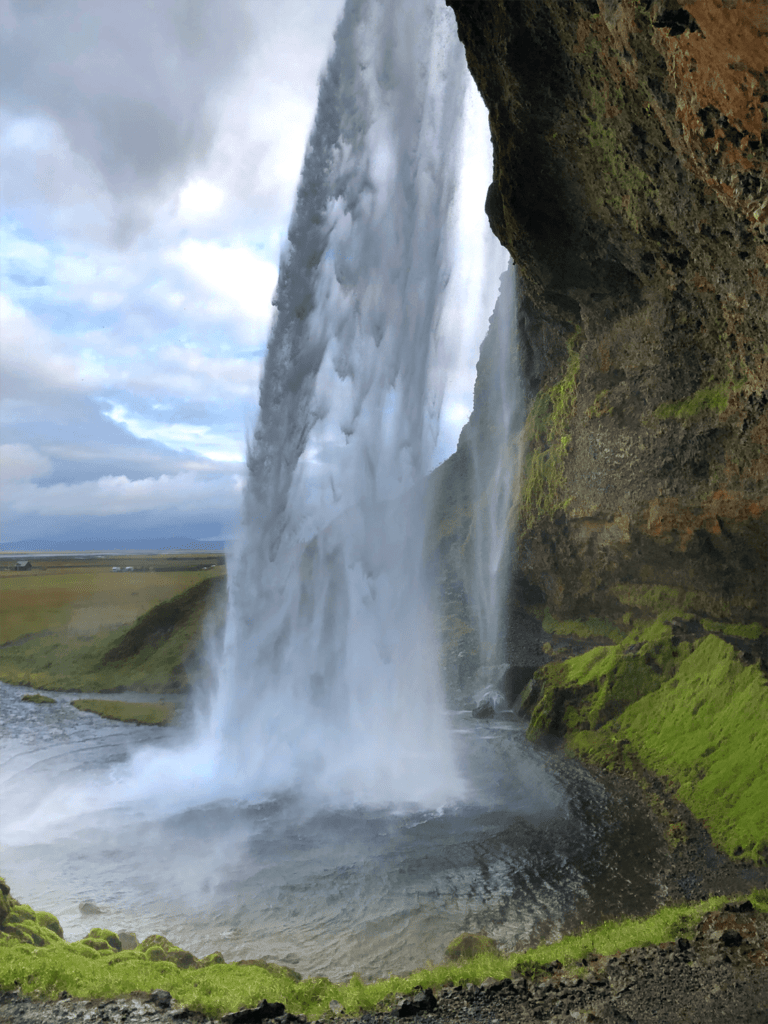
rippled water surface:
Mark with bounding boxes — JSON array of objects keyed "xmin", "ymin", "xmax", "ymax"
[{"xmin": 0, "ymin": 683, "xmax": 663, "ymax": 980}]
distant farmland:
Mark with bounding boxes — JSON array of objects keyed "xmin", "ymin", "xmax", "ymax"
[{"xmin": 0, "ymin": 554, "xmax": 226, "ymax": 694}]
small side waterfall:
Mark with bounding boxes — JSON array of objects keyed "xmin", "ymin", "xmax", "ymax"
[
  {"xmin": 467, "ymin": 268, "xmax": 522, "ymax": 667},
  {"xmin": 186, "ymin": 0, "xmax": 490, "ymax": 809}
]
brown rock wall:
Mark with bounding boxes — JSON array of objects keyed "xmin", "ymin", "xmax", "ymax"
[{"xmin": 447, "ymin": 0, "xmax": 768, "ymax": 624}]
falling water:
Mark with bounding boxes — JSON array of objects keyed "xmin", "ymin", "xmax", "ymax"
[
  {"xmin": 187, "ymin": 0, "xmax": 477, "ymax": 809},
  {"xmin": 464, "ymin": 267, "xmax": 526, "ymax": 707},
  {"xmin": 0, "ymin": 3, "xmax": 670, "ymax": 969}
]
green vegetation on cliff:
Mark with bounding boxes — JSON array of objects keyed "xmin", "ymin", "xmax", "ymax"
[
  {"xmin": 523, "ymin": 618, "xmax": 768, "ymax": 863},
  {"xmin": 518, "ymin": 330, "xmax": 581, "ymax": 536}
]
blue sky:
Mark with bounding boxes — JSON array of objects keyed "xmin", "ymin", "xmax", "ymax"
[{"xmin": 0, "ymin": 0, "xmax": 502, "ymax": 551}]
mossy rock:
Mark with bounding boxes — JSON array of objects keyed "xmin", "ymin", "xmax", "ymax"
[
  {"xmin": 36, "ymin": 911, "xmax": 63, "ymax": 938},
  {"xmin": 200, "ymin": 951, "xmax": 227, "ymax": 967},
  {"xmin": 168, "ymin": 949, "xmax": 197, "ymax": 969},
  {"xmin": 86, "ymin": 927, "xmax": 121, "ymax": 951},
  {"xmin": 117, "ymin": 930, "xmax": 138, "ymax": 950},
  {"xmin": 145, "ymin": 944, "xmax": 169, "ymax": 962},
  {"xmin": 235, "ymin": 958, "xmax": 299, "ymax": 980},
  {"xmin": 444, "ymin": 932, "xmax": 500, "ymax": 962},
  {"xmin": 0, "ymin": 877, "xmax": 12, "ymax": 929},
  {"xmin": 138, "ymin": 933, "xmax": 180, "ymax": 954},
  {"xmin": 69, "ymin": 941, "xmax": 100, "ymax": 960},
  {"xmin": 81, "ymin": 937, "xmax": 112, "ymax": 952},
  {"xmin": 7, "ymin": 904, "xmax": 36, "ymax": 925},
  {"xmin": 21, "ymin": 694, "xmax": 56, "ymax": 704}
]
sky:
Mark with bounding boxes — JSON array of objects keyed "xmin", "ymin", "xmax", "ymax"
[{"xmin": 0, "ymin": 0, "xmax": 501, "ymax": 552}]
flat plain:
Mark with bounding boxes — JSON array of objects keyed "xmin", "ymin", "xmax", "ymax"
[{"xmin": 0, "ymin": 554, "xmax": 225, "ymax": 694}]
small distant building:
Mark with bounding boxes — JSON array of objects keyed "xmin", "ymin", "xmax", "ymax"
[
  {"xmin": 15, "ymin": 560, "xmax": 32, "ymax": 571},
  {"xmin": 111, "ymin": 566, "xmax": 121, "ymax": 572},
  {"xmin": 124, "ymin": 566, "xmax": 134, "ymax": 572}
]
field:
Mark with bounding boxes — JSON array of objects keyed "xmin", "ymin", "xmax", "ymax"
[{"xmin": 0, "ymin": 554, "xmax": 226, "ymax": 694}]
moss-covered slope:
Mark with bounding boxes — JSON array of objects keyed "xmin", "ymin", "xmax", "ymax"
[{"xmin": 521, "ymin": 616, "xmax": 768, "ymax": 862}]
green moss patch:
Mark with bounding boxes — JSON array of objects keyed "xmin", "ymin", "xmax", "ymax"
[
  {"xmin": 444, "ymin": 933, "xmax": 499, "ymax": 962},
  {"xmin": 525, "ymin": 618, "xmax": 678, "ymax": 739},
  {"xmin": 519, "ymin": 331, "xmax": 581, "ymax": 536},
  {"xmin": 20, "ymin": 694, "xmax": 56, "ymax": 704},
  {"xmin": 541, "ymin": 610, "xmax": 625, "ymax": 643},
  {"xmin": 653, "ymin": 385, "xmax": 729, "ymax": 420},
  {"xmin": 611, "ymin": 583, "xmax": 736, "ymax": 621},
  {"xmin": 615, "ymin": 635, "xmax": 768, "ymax": 861},
  {"xmin": 71, "ymin": 699, "xmax": 176, "ymax": 727},
  {"xmin": 526, "ymin": 618, "xmax": 768, "ymax": 863}
]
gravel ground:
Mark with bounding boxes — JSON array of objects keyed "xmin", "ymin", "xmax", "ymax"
[{"xmin": 2, "ymin": 902, "xmax": 767, "ymax": 1024}]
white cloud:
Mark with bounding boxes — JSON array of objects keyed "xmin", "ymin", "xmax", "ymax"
[
  {"xmin": 0, "ymin": 443, "xmax": 52, "ymax": 483},
  {"xmin": 178, "ymin": 179, "xmax": 225, "ymax": 220},
  {"xmin": 0, "ymin": 294, "xmax": 109, "ymax": 394},
  {"xmin": 5, "ymin": 470, "xmax": 244, "ymax": 518},
  {"xmin": 104, "ymin": 403, "xmax": 245, "ymax": 463},
  {"xmin": 167, "ymin": 239, "xmax": 278, "ymax": 324}
]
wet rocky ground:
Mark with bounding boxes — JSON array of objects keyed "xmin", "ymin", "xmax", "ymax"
[{"xmin": 2, "ymin": 901, "xmax": 767, "ymax": 1024}]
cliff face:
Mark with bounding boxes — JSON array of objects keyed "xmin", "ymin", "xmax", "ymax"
[{"xmin": 447, "ymin": 0, "xmax": 768, "ymax": 627}]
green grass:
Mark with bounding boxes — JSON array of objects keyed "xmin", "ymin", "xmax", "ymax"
[
  {"xmin": 1, "ymin": 877, "xmax": 766, "ymax": 1019},
  {"xmin": 700, "ymin": 619, "xmax": 764, "ymax": 640},
  {"xmin": 0, "ymin": 576, "xmax": 224, "ymax": 694},
  {"xmin": 528, "ymin": 617, "xmax": 768, "ymax": 862},
  {"xmin": 71, "ymin": 699, "xmax": 177, "ymax": 727},
  {"xmin": 20, "ymin": 694, "xmax": 56, "ymax": 705},
  {"xmin": 0, "ymin": 567, "xmax": 223, "ymax": 644},
  {"xmin": 617, "ymin": 635, "xmax": 768, "ymax": 861}
]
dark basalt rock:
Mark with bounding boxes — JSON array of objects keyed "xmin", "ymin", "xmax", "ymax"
[
  {"xmin": 221, "ymin": 1001, "xmax": 286, "ymax": 1024},
  {"xmin": 445, "ymin": 0, "xmax": 768, "ymax": 627},
  {"xmin": 392, "ymin": 989, "xmax": 436, "ymax": 1017}
]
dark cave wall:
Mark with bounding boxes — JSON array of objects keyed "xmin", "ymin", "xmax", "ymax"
[{"xmin": 447, "ymin": 0, "xmax": 768, "ymax": 624}]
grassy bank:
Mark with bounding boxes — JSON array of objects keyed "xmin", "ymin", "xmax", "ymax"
[
  {"xmin": 0, "ymin": 570, "xmax": 225, "ymax": 694},
  {"xmin": 70, "ymin": 699, "xmax": 177, "ymax": 726},
  {"xmin": 2, "ymin": 877, "xmax": 766, "ymax": 1019},
  {"xmin": 521, "ymin": 614, "xmax": 768, "ymax": 863}
]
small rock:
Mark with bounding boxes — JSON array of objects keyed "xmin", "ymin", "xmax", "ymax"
[
  {"xmin": 328, "ymin": 1000, "xmax": 344, "ymax": 1014},
  {"xmin": 221, "ymin": 1000, "xmax": 286, "ymax": 1023},
  {"xmin": 78, "ymin": 901, "xmax": 102, "ymax": 915},
  {"xmin": 472, "ymin": 698, "xmax": 495, "ymax": 719},
  {"xmin": 393, "ymin": 989, "xmax": 437, "ymax": 1017},
  {"xmin": 720, "ymin": 929, "xmax": 742, "ymax": 947},
  {"xmin": 724, "ymin": 900, "xmax": 753, "ymax": 913},
  {"xmin": 117, "ymin": 930, "xmax": 138, "ymax": 950},
  {"xmin": 149, "ymin": 990, "xmax": 172, "ymax": 1008}
]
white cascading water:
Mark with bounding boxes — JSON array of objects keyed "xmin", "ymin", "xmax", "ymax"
[
  {"xmin": 465, "ymin": 268, "xmax": 526, "ymax": 706},
  {"xmin": 177, "ymin": 0, "xmax": 491, "ymax": 809},
  {"xmin": 0, "ymin": 0, "xmax": 666, "ymax": 976}
]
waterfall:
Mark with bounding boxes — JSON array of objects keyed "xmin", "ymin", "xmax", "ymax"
[
  {"xmin": 182, "ymin": 0, "xmax": 492, "ymax": 810},
  {"xmin": 465, "ymin": 267, "xmax": 525, "ymax": 706}
]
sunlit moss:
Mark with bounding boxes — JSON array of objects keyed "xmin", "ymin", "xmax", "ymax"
[{"xmin": 528, "ymin": 618, "xmax": 768, "ymax": 863}]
